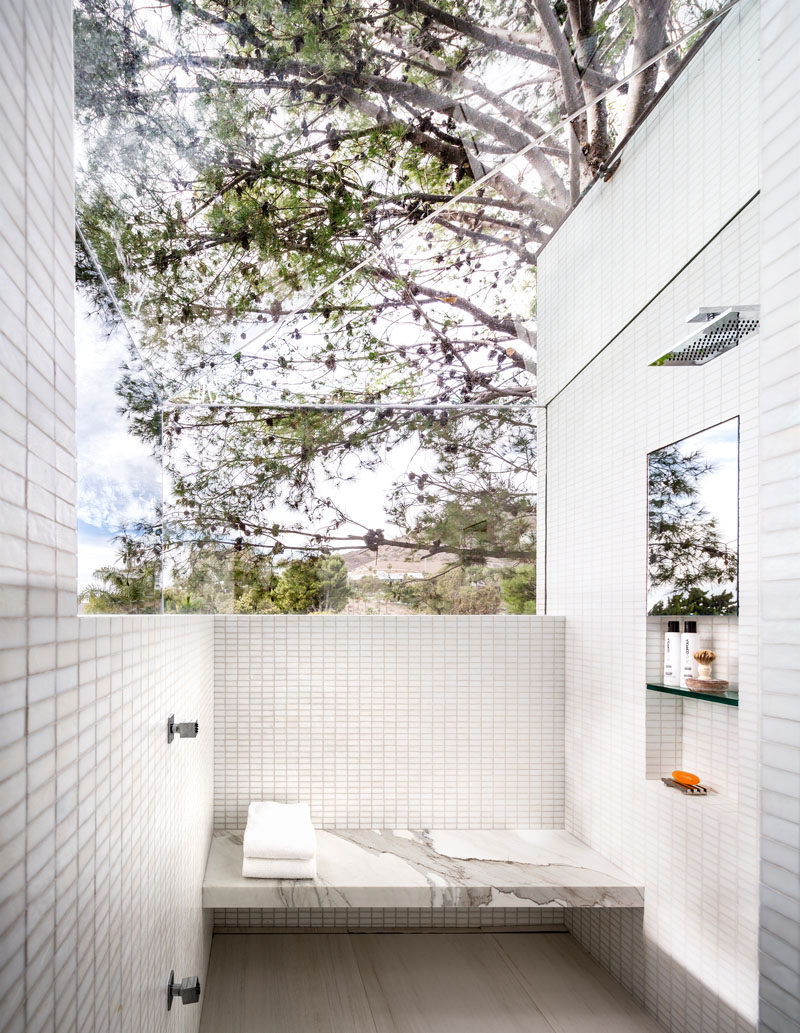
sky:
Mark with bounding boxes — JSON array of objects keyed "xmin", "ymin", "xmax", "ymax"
[
  {"xmin": 75, "ymin": 293, "xmax": 162, "ymax": 593},
  {"xmin": 693, "ymin": 417, "xmax": 739, "ymax": 551}
]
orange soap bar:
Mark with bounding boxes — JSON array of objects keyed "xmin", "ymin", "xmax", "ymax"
[{"xmin": 672, "ymin": 770, "xmax": 700, "ymax": 786}]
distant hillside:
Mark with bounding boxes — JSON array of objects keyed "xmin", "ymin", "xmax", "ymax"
[{"xmin": 341, "ymin": 544, "xmax": 458, "ymax": 579}]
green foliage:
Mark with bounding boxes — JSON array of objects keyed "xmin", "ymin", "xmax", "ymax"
[
  {"xmin": 163, "ymin": 543, "xmax": 278, "ymax": 613},
  {"xmin": 165, "ymin": 544, "xmax": 351, "ymax": 613},
  {"xmin": 164, "ymin": 590, "xmax": 212, "ymax": 613},
  {"xmin": 81, "ymin": 575, "xmax": 160, "ymax": 613},
  {"xmin": 388, "ymin": 423, "xmax": 537, "ymax": 567},
  {"xmin": 231, "ymin": 549, "xmax": 280, "ymax": 613},
  {"xmin": 86, "ymin": 539, "xmax": 352, "ymax": 613},
  {"xmin": 650, "ymin": 588, "xmax": 737, "ymax": 617},
  {"xmin": 387, "ymin": 566, "xmax": 501, "ymax": 615},
  {"xmin": 79, "ymin": 537, "xmax": 161, "ymax": 613},
  {"xmin": 271, "ymin": 556, "xmax": 351, "ymax": 613},
  {"xmin": 73, "ymin": 0, "xmax": 549, "ymax": 415},
  {"xmin": 499, "ymin": 564, "xmax": 536, "ymax": 614}
]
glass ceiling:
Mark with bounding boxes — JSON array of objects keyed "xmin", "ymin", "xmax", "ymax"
[
  {"xmin": 75, "ymin": 0, "xmax": 732, "ymax": 408},
  {"xmin": 73, "ymin": 0, "xmax": 736, "ymax": 614}
]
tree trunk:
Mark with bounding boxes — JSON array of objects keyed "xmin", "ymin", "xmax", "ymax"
[
  {"xmin": 566, "ymin": 0, "xmax": 611, "ymax": 170},
  {"xmin": 532, "ymin": 0, "xmax": 586, "ymax": 202},
  {"xmin": 624, "ymin": 0, "xmax": 671, "ymax": 133}
]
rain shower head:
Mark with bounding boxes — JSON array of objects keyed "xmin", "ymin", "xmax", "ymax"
[{"xmin": 650, "ymin": 306, "xmax": 760, "ymax": 366}]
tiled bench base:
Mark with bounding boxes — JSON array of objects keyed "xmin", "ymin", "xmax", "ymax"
[{"xmin": 212, "ymin": 906, "xmax": 568, "ymax": 932}]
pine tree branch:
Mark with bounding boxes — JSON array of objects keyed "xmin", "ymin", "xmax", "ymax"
[
  {"xmin": 366, "ymin": 265, "xmax": 525, "ymax": 339},
  {"xmin": 373, "ymin": 30, "xmax": 570, "ymax": 207},
  {"xmin": 389, "ymin": 0, "xmax": 616, "ymax": 89}
]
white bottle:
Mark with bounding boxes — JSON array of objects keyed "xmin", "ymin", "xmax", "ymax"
[
  {"xmin": 663, "ymin": 621, "xmax": 681, "ymax": 685},
  {"xmin": 680, "ymin": 621, "xmax": 699, "ymax": 687}
]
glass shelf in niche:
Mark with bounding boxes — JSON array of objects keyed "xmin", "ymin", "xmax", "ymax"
[{"xmin": 646, "ymin": 682, "xmax": 739, "ymax": 707}]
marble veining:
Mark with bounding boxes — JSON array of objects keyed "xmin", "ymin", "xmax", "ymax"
[{"xmin": 202, "ymin": 829, "xmax": 644, "ymax": 909}]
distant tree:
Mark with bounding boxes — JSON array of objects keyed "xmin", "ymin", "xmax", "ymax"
[
  {"xmin": 650, "ymin": 587, "xmax": 736, "ymax": 616},
  {"xmin": 388, "ymin": 564, "xmax": 501, "ymax": 614},
  {"xmin": 80, "ymin": 536, "xmax": 161, "ymax": 613},
  {"xmin": 233, "ymin": 584, "xmax": 279, "ymax": 614},
  {"xmin": 499, "ymin": 564, "xmax": 536, "ymax": 614},
  {"xmin": 271, "ymin": 555, "xmax": 351, "ymax": 612},
  {"xmin": 163, "ymin": 541, "xmax": 279, "ymax": 612},
  {"xmin": 231, "ymin": 547, "xmax": 280, "ymax": 612},
  {"xmin": 164, "ymin": 590, "xmax": 212, "ymax": 613},
  {"xmin": 164, "ymin": 544, "xmax": 352, "ymax": 611}
]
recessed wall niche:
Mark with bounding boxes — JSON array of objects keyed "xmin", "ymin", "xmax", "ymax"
[
  {"xmin": 645, "ymin": 615, "xmax": 739, "ymax": 803},
  {"xmin": 644, "ymin": 416, "xmax": 740, "ymax": 802}
]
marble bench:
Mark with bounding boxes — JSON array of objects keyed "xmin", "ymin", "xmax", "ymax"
[{"xmin": 202, "ymin": 829, "xmax": 643, "ymax": 909}]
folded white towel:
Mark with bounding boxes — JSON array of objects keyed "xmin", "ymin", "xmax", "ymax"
[
  {"xmin": 242, "ymin": 855, "xmax": 317, "ymax": 880},
  {"xmin": 242, "ymin": 801, "xmax": 316, "ymax": 860}
]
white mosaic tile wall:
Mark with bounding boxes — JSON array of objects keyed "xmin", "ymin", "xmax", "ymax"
[
  {"xmin": 2, "ymin": 611, "xmax": 215, "ymax": 1033},
  {"xmin": 537, "ymin": 4, "xmax": 762, "ymax": 1030},
  {"xmin": 213, "ymin": 615, "xmax": 565, "ymax": 830},
  {"xmin": 758, "ymin": 2, "xmax": 800, "ymax": 1029},
  {"xmin": 548, "ymin": 223, "xmax": 761, "ymax": 1033},
  {"xmin": 0, "ymin": 5, "xmax": 216, "ymax": 1029},
  {"xmin": 536, "ymin": 0, "xmax": 760, "ymax": 407},
  {"xmin": 66, "ymin": 617, "xmax": 215, "ymax": 1033},
  {"xmin": 1, "ymin": 2, "xmax": 77, "ymax": 1028}
]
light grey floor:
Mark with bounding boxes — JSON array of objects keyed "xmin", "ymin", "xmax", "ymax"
[{"xmin": 199, "ymin": 932, "xmax": 663, "ymax": 1033}]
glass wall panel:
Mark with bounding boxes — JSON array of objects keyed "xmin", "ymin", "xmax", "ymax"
[
  {"xmin": 73, "ymin": 0, "xmax": 731, "ymax": 614},
  {"xmin": 162, "ymin": 404, "xmax": 536, "ymax": 614}
]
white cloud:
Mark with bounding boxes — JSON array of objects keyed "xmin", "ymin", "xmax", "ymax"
[{"xmin": 76, "ymin": 294, "xmax": 161, "ymax": 532}]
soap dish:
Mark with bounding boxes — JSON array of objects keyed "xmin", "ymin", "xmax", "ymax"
[
  {"xmin": 685, "ymin": 677, "xmax": 729, "ymax": 693},
  {"xmin": 662, "ymin": 777, "xmax": 709, "ymax": 795}
]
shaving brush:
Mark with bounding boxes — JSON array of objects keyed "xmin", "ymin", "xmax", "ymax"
[{"xmin": 693, "ymin": 648, "xmax": 716, "ymax": 680}]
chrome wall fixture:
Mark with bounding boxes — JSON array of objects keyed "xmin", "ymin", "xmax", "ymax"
[
  {"xmin": 167, "ymin": 971, "xmax": 201, "ymax": 1010},
  {"xmin": 650, "ymin": 306, "xmax": 760, "ymax": 366},
  {"xmin": 167, "ymin": 715, "xmax": 199, "ymax": 743}
]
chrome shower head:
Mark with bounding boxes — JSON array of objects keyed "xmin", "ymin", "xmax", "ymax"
[{"xmin": 650, "ymin": 306, "xmax": 760, "ymax": 366}]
